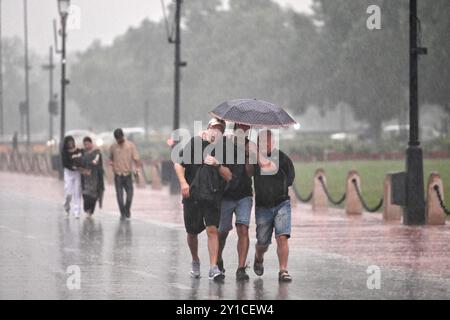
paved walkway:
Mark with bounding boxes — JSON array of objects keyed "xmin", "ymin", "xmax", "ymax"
[{"xmin": 0, "ymin": 172, "xmax": 449, "ymax": 299}]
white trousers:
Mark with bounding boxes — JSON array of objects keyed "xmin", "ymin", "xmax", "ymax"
[{"xmin": 64, "ymin": 168, "xmax": 81, "ymax": 215}]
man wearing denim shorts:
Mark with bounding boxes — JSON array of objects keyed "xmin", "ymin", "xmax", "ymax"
[
  {"xmin": 250, "ymin": 130, "xmax": 295, "ymax": 282},
  {"xmin": 217, "ymin": 123, "xmax": 255, "ymax": 281}
]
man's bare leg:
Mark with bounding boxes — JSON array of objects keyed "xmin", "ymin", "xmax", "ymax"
[
  {"xmin": 206, "ymin": 226, "xmax": 219, "ymax": 267},
  {"xmin": 218, "ymin": 231, "xmax": 229, "ymax": 262},
  {"xmin": 276, "ymin": 235, "xmax": 289, "ymax": 271},
  {"xmin": 236, "ymin": 224, "xmax": 249, "ymax": 268},
  {"xmin": 187, "ymin": 233, "xmax": 199, "ymax": 262},
  {"xmin": 255, "ymin": 244, "xmax": 269, "ymax": 262}
]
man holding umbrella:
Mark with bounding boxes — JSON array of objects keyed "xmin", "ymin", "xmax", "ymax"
[{"xmin": 210, "ymin": 99, "xmax": 297, "ymax": 282}]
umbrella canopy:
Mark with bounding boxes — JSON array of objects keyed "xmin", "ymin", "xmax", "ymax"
[{"xmin": 209, "ymin": 99, "xmax": 297, "ymax": 128}]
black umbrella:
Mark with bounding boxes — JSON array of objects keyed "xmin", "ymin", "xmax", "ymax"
[{"xmin": 209, "ymin": 99, "xmax": 297, "ymax": 128}]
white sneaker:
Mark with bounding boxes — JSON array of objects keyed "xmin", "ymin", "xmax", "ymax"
[
  {"xmin": 208, "ymin": 265, "xmax": 225, "ymax": 282},
  {"xmin": 190, "ymin": 261, "xmax": 201, "ymax": 278},
  {"xmin": 74, "ymin": 212, "xmax": 80, "ymax": 219}
]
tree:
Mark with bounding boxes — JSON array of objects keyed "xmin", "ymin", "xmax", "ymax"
[{"xmin": 312, "ymin": 0, "xmax": 409, "ymax": 142}]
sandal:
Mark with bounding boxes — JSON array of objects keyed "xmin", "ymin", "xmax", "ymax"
[
  {"xmin": 253, "ymin": 256, "xmax": 264, "ymax": 276},
  {"xmin": 278, "ymin": 270, "xmax": 292, "ymax": 282}
]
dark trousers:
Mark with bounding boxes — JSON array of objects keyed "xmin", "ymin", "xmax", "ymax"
[
  {"xmin": 83, "ymin": 194, "xmax": 97, "ymax": 214},
  {"xmin": 114, "ymin": 174, "xmax": 134, "ymax": 217}
]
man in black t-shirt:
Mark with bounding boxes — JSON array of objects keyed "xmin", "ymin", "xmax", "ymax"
[
  {"xmin": 217, "ymin": 123, "xmax": 255, "ymax": 281},
  {"xmin": 174, "ymin": 118, "xmax": 232, "ymax": 282},
  {"xmin": 250, "ymin": 129, "xmax": 295, "ymax": 282}
]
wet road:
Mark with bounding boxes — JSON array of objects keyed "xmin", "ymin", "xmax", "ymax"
[{"xmin": 0, "ymin": 173, "xmax": 449, "ymax": 299}]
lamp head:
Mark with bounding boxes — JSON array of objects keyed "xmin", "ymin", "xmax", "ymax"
[{"xmin": 58, "ymin": 0, "xmax": 71, "ymax": 17}]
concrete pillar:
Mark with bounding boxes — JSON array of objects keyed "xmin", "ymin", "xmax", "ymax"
[
  {"xmin": 136, "ymin": 163, "xmax": 147, "ymax": 189},
  {"xmin": 312, "ymin": 169, "xmax": 328, "ymax": 212},
  {"xmin": 345, "ymin": 170, "xmax": 363, "ymax": 215},
  {"xmin": 383, "ymin": 174, "xmax": 403, "ymax": 222},
  {"xmin": 105, "ymin": 165, "xmax": 114, "ymax": 185},
  {"xmin": 426, "ymin": 172, "xmax": 446, "ymax": 225}
]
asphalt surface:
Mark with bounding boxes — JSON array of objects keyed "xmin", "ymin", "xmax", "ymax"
[{"xmin": 0, "ymin": 172, "xmax": 449, "ymax": 299}]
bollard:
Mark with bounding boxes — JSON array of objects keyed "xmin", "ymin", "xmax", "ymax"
[
  {"xmin": 383, "ymin": 174, "xmax": 403, "ymax": 222},
  {"xmin": 312, "ymin": 169, "xmax": 328, "ymax": 212},
  {"xmin": 136, "ymin": 163, "xmax": 147, "ymax": 189},
  {"xmin": 345, "ymin": 170, "xmax": 363, "ymax": 215},
  {"xmin": 151, "ymin": 162, "xmax": 162, "ymax": 190},
  {"xmin": 105, "ymin": 165, "xmax": 114, "ymax": 185},
  {"xmin": 426, "ymin": 172, "xmax": 446, "ymax": 225}
]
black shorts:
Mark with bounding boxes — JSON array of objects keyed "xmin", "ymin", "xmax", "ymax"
[{"xmin": 183, "ymin": 198, "xmax": 220, "ymax": 235}]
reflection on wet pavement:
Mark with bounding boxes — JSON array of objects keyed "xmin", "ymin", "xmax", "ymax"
[{"xmin": 0, "ymin": 172, "xmax": 449, "ymax": 299}]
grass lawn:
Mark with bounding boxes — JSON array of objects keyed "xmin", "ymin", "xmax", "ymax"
[{"xmin": 293, "ymin": 159, "xmax": 450, "ymax": 215}]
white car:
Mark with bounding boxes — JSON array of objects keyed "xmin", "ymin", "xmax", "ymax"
[{"xmin": 97, "ymin": 131, "xmax": 115, "ymax": 149}]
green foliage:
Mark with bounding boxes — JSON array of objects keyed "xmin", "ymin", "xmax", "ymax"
[
  {"xmin": 68, "ymin": 0, "xmax": 319, "ymax": 129},
  {"xmin": 67, "ymin": 0, "xmax": 450, "ymax": 136},
  {"xmin": 4, "ymin": 0, "xmax": 449, "ymax": 139}
]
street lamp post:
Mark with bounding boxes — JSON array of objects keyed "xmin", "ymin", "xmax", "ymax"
[
  {"xmin": 42, "ymin": 46, "xmax": 56, "ymax": 141},
  {"xmin": 23, "ymin": 0, "xmax": 31, "ymax": 146},
  {"xmin": 169, "ymin": 0, "xmax": 186, "ymax": 194},
  {"xmin": 172, "ymin": 0, "xmax": 185, "ymax": 132},
  {"xmin": 57, "ymin": 0, "xmax": 70, "ymax": 179},
  {"xmin": 0, "ymin": 0, "xmax": 4, "ymax": 137},
  {"xmin": 391, "ymin": 0, "xmax": 428, "ymax": 225},
  {"xmin": 404, "ymin": 0, "xmax": 428, "ymax": 225}
]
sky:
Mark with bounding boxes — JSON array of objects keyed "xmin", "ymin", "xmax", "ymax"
[{"xmin": 1, "ymin": 0, "xmax": 313, "ymax": 55}]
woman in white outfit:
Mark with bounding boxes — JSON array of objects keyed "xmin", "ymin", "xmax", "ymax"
[{"xmin": 61, "ymin": 136, "xmax": 82, "ymax": 219}]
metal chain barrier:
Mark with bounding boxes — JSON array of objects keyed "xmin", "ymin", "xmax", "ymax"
[
  {"xmin": 292, "ymin": 183, "xmax": 313, "ymax": 203},
  {"xmin": 318, "ymin": 175, "xmax": 346, "ymax": 205},
  {"xmin": 433, "ymin": 185, "xmax": 450, "ymax": 215},
  {"xmin": 43, "ymin": 154, "xmax": 53, "ymax": 176},
  {"xmin": 351, "ymin": 179, "xmax": 384, "ymax": 213}
]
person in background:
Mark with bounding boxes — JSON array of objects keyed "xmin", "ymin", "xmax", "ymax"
[
  {"xmin": 174, "ymin": 118, "xmax": 232, "ymax": 282},
  {"xmin": 250, "ymin": 129, "xmax": 295, "ymax": 282},
  {"xmin": 79, "ymin": 136, "xmax": 104, "ymax": 217},
  {"xmin": 61, "ymin": 135, "xmax": 82, "ymax": 219},
  {"xmin": 217, "ymin": 123, "xmax": 255, "ymax": 281},
  {"xmin": 109, "ymin": 128, "xmax": 141, "ymax": 220}
]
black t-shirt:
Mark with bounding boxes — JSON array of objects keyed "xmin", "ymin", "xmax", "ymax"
[
  {"xmin": 61, "ymin": 148, "xmax": 82, "ymax": 171},
  {"xmin": 180, "ymin": 136, "xmax": 222, "ymax": 185},
  {"xmin": 222, "ymin": 137, "xmax": 253, "ymax": 200},
  {"xmin": 254, "ymin": 150, "xmax": 295, "ymax": 208}
]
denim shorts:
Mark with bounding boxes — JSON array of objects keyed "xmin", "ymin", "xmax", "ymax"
[
  {"xmin": 255, "ymin": 200, "xmax": 292, "ymax": 246},
  {"xmin": 218, "ymin": 196, "xmax": 253, "ymax": 233}
]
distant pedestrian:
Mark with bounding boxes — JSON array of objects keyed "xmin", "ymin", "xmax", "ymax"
[
  {"xmin": 79, "ymin": 136, "xmax": 104, "ymax": 217},
  {"xmin": 250, "ymin": 130, "xmax": 295, "ymax": 282},
  {"xmin": 61, "ymin": 135, "xmax": 82, "ymax": 219},
  {"xmin": 109, "ymin": 128, "xmax": 141, "ymax": 220},
  {"xmin": 174, "ymin": 118, "xmax": 232, "ymax": 282}
]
